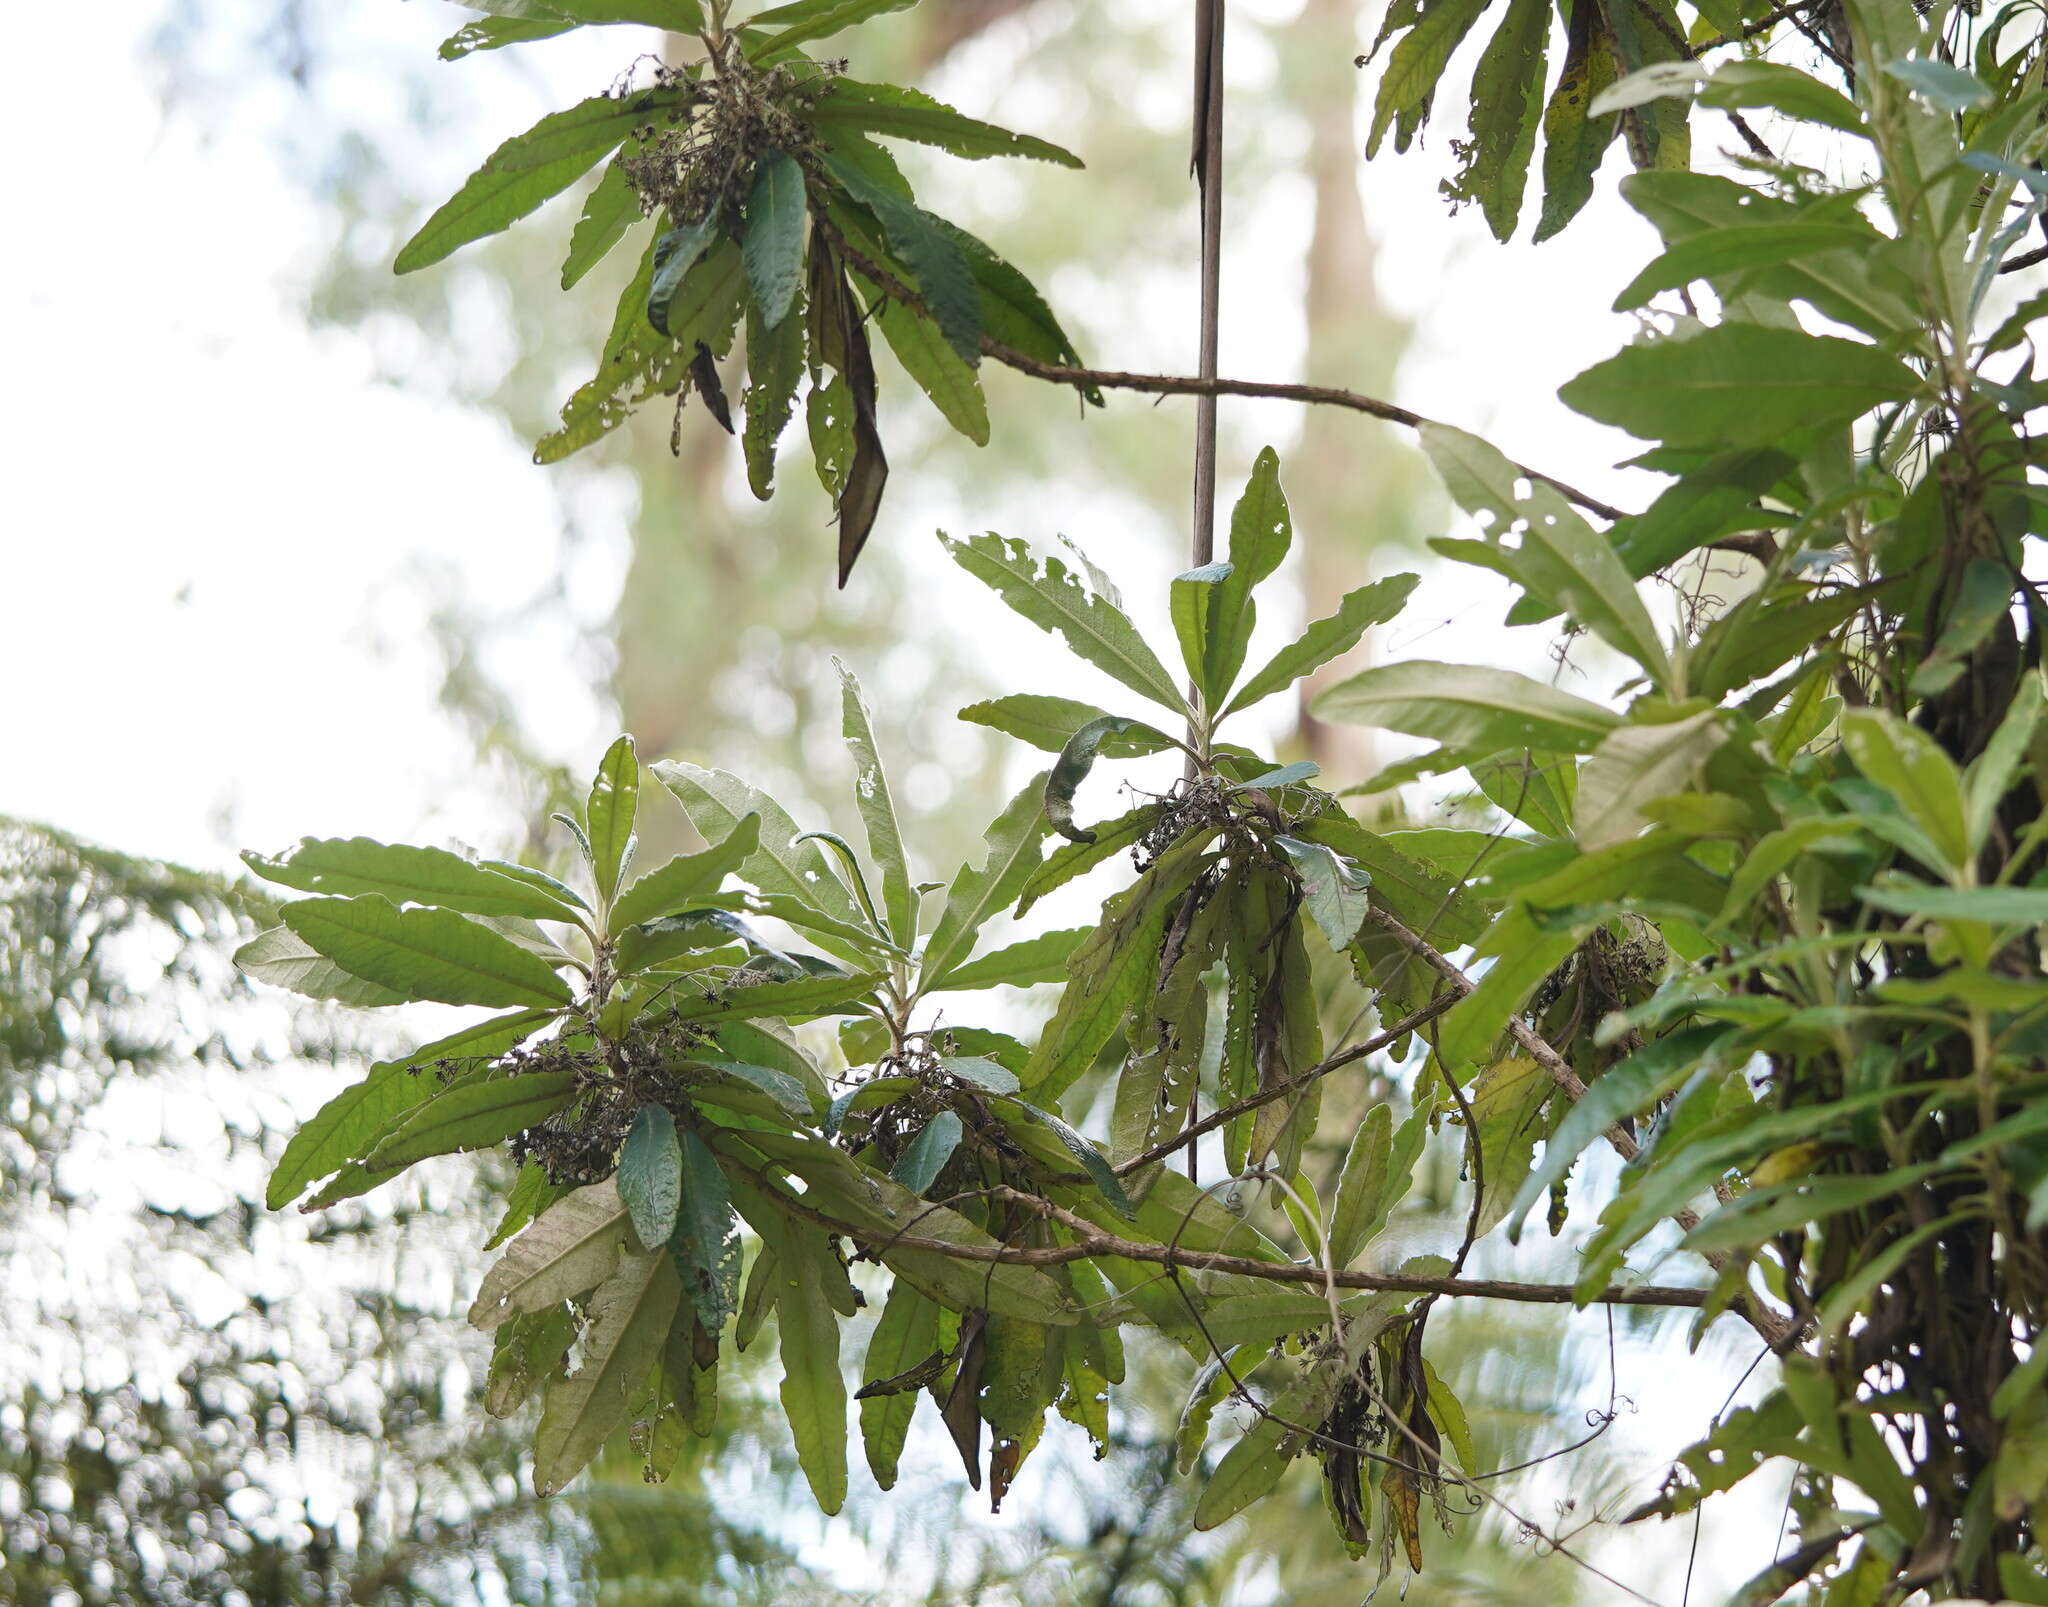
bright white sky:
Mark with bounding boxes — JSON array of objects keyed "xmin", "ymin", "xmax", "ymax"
[{"xmin": 0, "ymin": 3, "xmax": 1799, "ymax": 1600}]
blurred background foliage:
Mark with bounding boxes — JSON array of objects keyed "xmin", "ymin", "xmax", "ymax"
[{"xmin": 0, "ymin": 1, "xmax": 1689, "ymax": 1601}]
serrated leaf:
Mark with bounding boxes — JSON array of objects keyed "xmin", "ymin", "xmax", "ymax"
[
  {"xmin": 929, "ymin": 928, "xmax": 1090, "ymax": 992},
  {"xmin": 1014, "ymin": 802, "xmax": 1161, "ymax": 918},
  {"xmin": 742, "ymin": 287, "xmax": 808, "ymax": 498},
  {"xmin": 269, "ymin": 1009, "xmax": 556, "ymax": 1208},
  {"xmin": 242, "ymin": 836, "xmax": 580, "ymax": 922},
  {"xmin": 1313, "ymin": 660, "xmax": 1621, "ymax": 754},
  {"xmin": 396, "ymin": 93, "xmax": 655, "ymax": 273},
  {"xmin": 940, "ymin": 532, "xmax": 1188, "ymax": 714},
  {"xmin": 561, "ymin": 154, "xmax": 643, "ymax": 288},
  {"xmin": 281, "ymin": 896, "xmax": 573, "ymax": 1009},
  {"xmin": 1560, "ymin": 323, "xmax": 1921, "ymax": 449},
  {"xmin": 619, "ymin": 1103, "xmax": 683, "ymax": 1250},
  {"xmin": 921, "ymin": 772, "xmax": 1052, "ymax": 985},
  {"xmin": 363, "ymin": 1068, "xmax": 577, "ymax": 1171},
  {"xmin": 1448, "ymin": 0, "xmax": 1548, "ymax": 240},
  {"xmin": 1223, "ymin": 573, "xmax": 1420, "ymax": 717},
  {"xmin": 533, "ymin": 1250, "xmax": 680, "ymax": 1494},
  {"xmin": 471, "ymin": 1177, "xmax": 633, "ymax": 1328},
  {"xmin": 746, "ymin": 0, "xmax": 914, "ymax": 60},
  {"xmin": 611, "ymin": 814, "xmax": 762, "ymax": 937},
  {"xmin": 809, "ymin": 78, "xmax": 1083, "ymax": 167},
  {"xmin": 837, "ymin": 662, "xmax": 916, "ymax": 944}
]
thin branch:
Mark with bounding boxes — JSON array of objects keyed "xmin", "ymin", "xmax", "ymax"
[{"xmin": 1693, "ymin": 0, "xmax": 1831, "ymax": 50}]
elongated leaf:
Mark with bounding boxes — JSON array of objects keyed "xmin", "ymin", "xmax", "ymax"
[
  {"xmin": 441, "ymin": 16, "xmax": 579, "ymax": 60},
  {"xmin": 746, "ymin": 0, "xmax": 913, "ymax": 59},
  {"xmin": 561, "ymin": 154, "xmax": 643, "ymax": 289},
  {"xmin": 1313, "ymin": 660, "xmax": 1620, "ymax": 754},
  {"xmin": 810, "ymin": 78, "xmax": 1083, "ymax": 167},
  {"xmin": 939, "ymin": 1055, "xmax": 1022, "ymax": 1093},
  {"xmin": 1203, "ymin": 449, "xmax": 1293, "ymax": 700},
  {"xmin": 743, "ymin": 151, "xmax": 807, "ymax": 327},
  {"xmin": 648, "ymin": 216, "xmax": 721, "ymax": 335},
  {"xmin": 619, "ymin": 1103, "xmax": 683, "ymax": 1251},
  {"xmin": 586, "ymin": 734, "xmax": 639, "ymax": 907},
  {"xmin": 1856, "ymin": 882, "xmax": 2048, "ymax": 924},
  {"xmin": 922, "ymin": 773, "xmax": 1052, "ymax": 984},
  {"xmin": 533, "ymin": 1250, "xmax": 681, "ymax": 1494},
  {"xmin": 929, "ymin": 927, "xmax": 1089, "ymax": 992},
  {"xmin": 838, "ymin": 663, "xmax": 916, "ymax": 944},
  {"xmin": 1170, "ymin": 561, "xmax": 1232, "ymax": 704},
  {"xmin": 1841, "ymin": 709, "xmax": 1971, "ymax": 873},
  {"xmin": 673, "ymin": 1129, "xmax": 741, "ymax": 1330},
  {"xmin": 234, "ymin": 924, "xmax": 411, "ymax": 1007},
  {"xmin": 651, "ymin": 762, "xmax": 869, "ymax": 941},
  {"xmin": 959, "ymin": 695, "xmax": 1174, "ymax": 758},
  {"xmin": 670, "ymin": 970, "xmax": 883, "ymax": 1024},
  {"xmin": 823, "ymin": 153, "xmax": 980, "ymax": 362},
  {"xmin": 1560, "ymin": 323, "xmax": 1920, "ymax": 449},
  {"xmin": 282, "ymin": 896, "xmax": 573, "ymax": 1009},
  {"xmin": 1448, "ymin": 0, "xmax": 1548, "ymax": 239},
  {"xmin": 269, "ymin": 1009, "xmax": 555, "ymax": 1208},
  {"xmin": 1614, "ymin": 223, "xmax": 1886, "ymax": 311},
  {"xmin": 1574, "ymin": 710, "xmax": 1727, "ymax": 849},
  {"xmin": 364, "ymin": 1069, "xmax": 577, "ymax": 1171},
  {"xmin": 1223, "ymin": 574, "xmax": 1418, "ymax": 717},
  {"xmin": 890, "ymin": 1111, "xmax": 963, "ymax": 1195},
  {"xmin": 1423, "ymin": 424, "xmax": 1668, "ymax": 679},
  {"xmin": 611, "ymin": 815, "xmax": 761, "ymax": 937},
  {"xmin": 940, "ymin": 532, "xmax": 1188, "ymax": 714},
  {"xmin": 243, "ymin": 836, "xmax": 579, "ymax": 921},
  {"xmin": 1273, "ymin": 836, "xmax": 1372, "ymax": 948},
  {"xmin": 694, "ymin": 1058, "xmax": 817, "ymax": 1119},
  {"xmin": 742, "ymin": 288, "xmax": 807, "ymax": 497},
  {"xmin": 1367, "ymin": 0, "xmax": 1493, "ymax": 156},
  {"xmin": 860, "ymin": 1280, "xmax": 938, "ymax": 1488},
  {"xmin": 1534, "ymin": 6, "xmax": 1621, "ymax": 242},
  {"xmin": 471, "ymin": 1177, "xmax": 633, "ymax": 1328},
  {"xmin": 1013, "ymin": 1102, "xmax": 1134, "ymax": 1219},
  {"xmin": 397, "ymin": 93, "xmax": 655, "ymax": 272},
  {"xmin": 1014, "ymin": 802, "xmax": 1162, "ymax": 918},
  {"xmin": 868, "ymin": 293, "xmax": 989, "ymax": 444}
]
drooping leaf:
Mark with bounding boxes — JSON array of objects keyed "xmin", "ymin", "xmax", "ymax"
[
  {"xmin": 672, "ymin": 1130, "xmax": 742, "ymax": 1331},
  {"xmin": 619, "ymin": 1103, "xmax": 684, "ymax": 1251},
  {"xmin": 890, "ymin": 1111, "xmax": 964, "ymax": 1196},
  {"xmin": 396, "ymin": 92, "xmax": 661, "ymax": 273},
  {"xmin": 940, "ymin": 532, "xmax": 1189, "ymax": 714},
  {"xmin": 1045, "ymin": 716, "xmax": 1179, "ymax": 843},
  {"xmin": 561, "ymin": 153, "xmax": 644, "ymax": 289},
  {"xmin": 837, "ymin": 662, "xmax": 916, "ymax": 944},
  {"xmin": 1534, "ymin": 4, "xmax": 1621, "ymax": 242},
  {"xmin": 743, "ymin": 151, "xmax": 807, "ymax": 327},
  {"xmin": 280, "ymin": 896, "xmax": 574, "ymax": 1009},
  {"xmin": 648, "ymin": 215, "xmax": 722, "ymax": 336},
  {"xmin": 859, "ymin": 1280, "xmax": 939, "ymax": 1488},
  {"xmin": 471, "ymin": 1177, "xmax": 633, "ymax": 1329},
  {"xmin": 533, "ymin": 1250, "xmax": 681, "ymax": 1494},
  {"xmin": 362, "ymin": 1068, "xmax": 578, "ymax": 1172},
  {"xmin": 866, "ymin": 292, "xmax": 989, "ymax": 444},
  {"xmin": 1447, "ymin": 0, "xmax": 1549, "ymax": 240},
  {"xmin": 823, "ymin": 153, "xmax": 981, "ymax": 362}
]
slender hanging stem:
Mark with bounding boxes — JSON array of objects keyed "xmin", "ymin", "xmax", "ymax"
[{"xmin": 1191, "ymin": 0, "xmax": 1226, "ymax": 568}]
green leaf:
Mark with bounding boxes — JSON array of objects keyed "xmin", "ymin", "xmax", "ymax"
[
  {"xmin": 940, "ymin": 532, "xmax": 1188, "ymax": 714},
  {"xmin": 470, "ymin": 1177, "xmax": 634, "ymax": 1328},
  {"xmin": 1966, "ymin": 670, "xmax": 2045, "ymax": 852},
  {"xmin": 1560, "ymin": 323, "xmax": 1921, "ymax": 449},
  {"xmin": 1534, "ymin": 9, "xmax": 1621, "ymax": 242},
  {"xmin": 1613, "ymin": 223, "xmax": 1883, "ymax": 311},
  {"xmin": 921, "ymin": 773, "xmax": 1053, "ymax": 984},
  {"xmin": 1171, "ymin": 561, "xmax": 1233, "ymax": 702},
  {"xmin": 866, "ymin": 293, "xmax": 989, "ymax": 444},
  {"xmin": 1204, "ymin": 449, "xmax": 1294, "ymax": 700},
  {"xmin": 1706, "ymin": 59, "xmax": 1868, "ymax": 132},
  {"xmin": 810, "ymin": 78, "xmax": 1082, "ymax": 167},
  {"xmin": 234, "ymin": 924, "xmax": 412, "ymax": 1007},
  {"xmin": 619, "ymin": 1103, "xmax": 683, "ymax": 1251},
  {"xmin": 281, "ymin": 896, "xmax": 574, "ymax": 1009},
  {"xmin": 611, "ymin": 815, "xmax": 762, "ymax": 937},
  {"xmin": 694, "ymin": 1058, "xmax": 818, "ymax": 1119},
  {"xmin": 1013, "ymin": 1101, "xmax": 1134, "ymax": 1219},
  {"xmin": 939, "ymin": 1055, "xmax": 1022, "ymax": 1094},
  {"xmin": 1045, "ymin": 716, "xmax": 1178, "ymax": 843},
  {"xmin": 929, "ymin": 927, "xmax": 1090, "ymax": 992},
  {"xmin": 268, "ymin": 1009, "xmax": 556, "ymax": 1208},
  {"xmin": 673, "ymin": 1130, "xmax": 741, "ymax": 1330},
  {"xmin": 1273, "ymin": 836, "xmax": 1373, "ymax": 949},
  {"xmin": 889, "ymin": 1111, "xmax": 963, "ymax": 1195},
  {"xmin": 837, "ymin": 663, "xmax": 916, "ymax": 944},
  {"xmin": 1367, "ymin": 0, "xmax": 1493, "ymax": 156},
  {"xmin": 1841, "ymin": 708, "xmax": 1971, "ymax": 873},
  {"xmin": 586, "ymin": 734, "xmax": 640, "ymax": 908},
  {"xmin": 440, "ymin": 16, "xmax": 579, "ymax": 60},
  {"xmin": 671, "ymin": 970, "xmax": 883, "ymax": 1024},
  {"xmin": 746, "ymin": 0, "xmax": 913, "ymax": 60},
  {"xmin": 822, "ymin": 152, "xmax": 980, "ymax": 362},
  {"xmin": 959, "ymin": 695, "xmax": 1175, "ymax": 758},
  {"xmin": 362, "ymin": 1068, "xmax": 577, "ymax": 1171},
  {"xmin": 396, "ymin": 93, "xmax": 655, "ymax": 273},
  {"xmin": 1573, "ymin": 710, "xmax": 1727, "ymax": 849},
  {"xmin": 1222, "ymin": 574, "xmax": 1419, "ymax": 717},
  {"xmin": 1328, "ymin": 1099, "xmax": 1434, "ymax": 1265},
  {"xmin": 1014, "ymin": 803, "xmax": 1160, "ymax": 919},
  {"xmin": 484, "ymin": 1304, "xmax": 577, "ymax": 1419},
  {"xmin": 743, "ymin": 152, "xmax": 807, "ymax": 327},
  {"xmin": 1435, "ymin": 909, "xmax": 1577, "ymax": 1070},
  {"xmin": 1422, "ymin": 424, "xmax": 1668, "ymax": 679},
  {"xmin": 936, "ymin": 214, "xmax": 1092, "ymax": 392},
  {"xmin": 742, "ymin": 287, "xmax": 808, "ymax": 498},
  {"xmin": 1884, "ymin": 56, "xmax": 1992, "ymax": 112},
  {"xmin": 534, "ymin": 1250, "xmax": 681, "ymax": 1494},
  {"xmin": 1856, "ymin": 882, "xmax": 2048, "ymax": 924},
  {"xmin": 1449, "ymin": 0, "xmax": 1549, "ymax": 240},
  {"xmin": 859, "ymin": 1280, "xmax": 938, "ymax": 1489},
  {"xmin": 651, "ymin": 762, "xmax": 871, "ymax": 946},
  {"xmin": 648, "ymin": 216, "xmax": 722, "ymax": 336},
  {"xmin": 1312, "ymin": 660, "xmax": 1621, "ymax": 755},
  {"xmin": 242, "ymin": 836, "xmax": 581, "ymax": 922},
  {"xmin": 1193, "ymin": 1354, "xmax": 1346, "ymax": 1529},
  {"xmin": 561, "ymin": 155, "xmax": 643, "ymax": 289}
]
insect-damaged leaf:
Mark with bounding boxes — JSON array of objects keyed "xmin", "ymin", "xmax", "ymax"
[
  {"xmin": 533, "ymin": 1249, "xmax": 681, "ymax": 1494},
  {"xmin": 1045, "ymin": 716, "xmax": 1178, "ymax": 843},
  {"xmin": 619, "ymin": 1102, "xmax": 683, "ymax": 1251},
  {"xmin": 672, "ymin": 1130, "xmax": 741, "ymax": 1331},
  {"xmin": 470, "ymin": 1177, "xmax": 634, "ymax": 1329}
]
